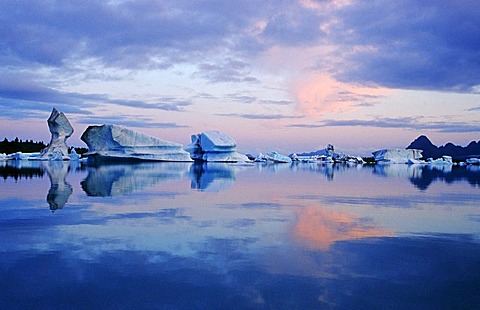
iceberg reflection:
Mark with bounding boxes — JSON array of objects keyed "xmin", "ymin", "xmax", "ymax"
[
  {"xmin": 373, "ymin": 164, "xmax": 480, "ymax": 190},
  {"xmin": 189, "ymin": 162, "xmax": 238, "ymax": 192},
  {"xmin": 80, "ymin": 162, "xmax": 243, "ymax": 196},
  {"xmin": 43, "ymin": 161, "xmax": 73, "ymax": 211},
  {"xmin": 81, "ymin": 162, "xmax": 191, "ymax": 196}
]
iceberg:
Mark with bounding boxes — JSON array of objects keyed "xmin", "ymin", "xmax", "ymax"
[
  {"xmin": 466, "ymin": 158, "xmax": 480, "ymax": 165},
  {"xmin": 291, "ymin": 144, "xmax": 364, "ymax": 164},
  {"xmin": 185, "ymin": 131, "xmax": 249, "ymax": 162},
  {"xmin": 427, "ymin": 155, "xmax": 453, "ymax": 165},
  {"xmin": 39, "ymin": 108, "xmax": 74, "ymax": 160},
  {"xmin": 69, "ymin": 148, "xmax": 81, "ymax": 161},
  {"xmin": 372, "ymin": 149, "xmax": 423, "ymax": 164},
  {"xmin": 81, "ymin": 125, "xmax": 193, "ymax": 162},
  {"xmin": 6, "ymin": 152, "xmax": 41, "ymax": 160},
  {"xmin": 254, "ymin": 151, "xmax": 292, "ymax": 163},
  {"xmin": 407, "ymin": 158, "xmax": 427, "ymax": 165}
]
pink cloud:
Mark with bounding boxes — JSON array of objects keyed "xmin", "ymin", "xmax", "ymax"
[{"xmin": 291, "ymin": 72, "xmax": 390, "ymax": 117}]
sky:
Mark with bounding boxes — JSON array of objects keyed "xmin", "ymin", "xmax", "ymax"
[{"xmin": 1, "ymin": 0, "xmax": 479, "ymax": 155}]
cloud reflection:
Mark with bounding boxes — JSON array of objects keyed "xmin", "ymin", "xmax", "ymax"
[{"xmin": 293, "ymin": 205, "xmax": 393, "ymax": 250}]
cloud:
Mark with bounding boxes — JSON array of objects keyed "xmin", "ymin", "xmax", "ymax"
[
  {"xmin": 292, "ymin": 73, "xmax": 388, "ymax": 116},
  {"xmin": 467, "ymin": 106, "xmax": 480, "ymax": 112},
  {"xmin": 0, "ymin": 74, "xmax": 95, "ymax": 114},
  {"xmin": 224, "ymin": 93, "xmax": 294, "ymax": 106},
  {"xmin": 194, "ymin": 58, "xmax": 259, "ymax": 84},
  {"xmin": 224, "ymin": 93, "xmax": 257, "ymax": 104},
  {"xmin": 217, "ymin": 113, "xmax": 303, "ymax": 120},
  {"xmin": 0, "ymin": 73, "xmax": 191, "ymax": 119},
  {"xmin": 260, "ymin": 2, "xmax": 327, "ymax": 46},
  {"xmin": 0, "ymin": 1, "xmax": 267, "ymax": 70},
  {"xmin": 2, "ymin": 0, "xmax": 478, "ymax": 95},
  {"xmin": 289, "ymin": 117, "xmax": 480, "ymax": 133},
  {"xmin": 76, "ymin": 115, "xmax": 188, "ymax": 129},
  {"xmin": 331, "ymin": 0, "xmax": 480, "ymax": 92},
  {"xmin": 258, "ymin": 99, "xmax": 293, "ymax": 106},
  {"xmin": 106, "ymin": 97, "xmax": 191, "ymax": 111}
]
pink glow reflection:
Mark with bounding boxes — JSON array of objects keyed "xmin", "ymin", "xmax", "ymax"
[{"xmin": 293, "ymin": 205, "xmax": 394, "ymax": 250}]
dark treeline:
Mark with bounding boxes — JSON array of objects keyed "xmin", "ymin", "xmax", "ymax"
[
  {"xmin": 1, "ymin": 137, "xmax": 88, "ymax": 155},
  {"xmin": 0, "ymin": 137, "xmax": 47, "ymax": 154}
]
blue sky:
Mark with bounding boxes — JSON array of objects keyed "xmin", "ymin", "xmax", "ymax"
[{"xmin": 1, "ymin": 0, "xmax": 479, "ymax": 155}]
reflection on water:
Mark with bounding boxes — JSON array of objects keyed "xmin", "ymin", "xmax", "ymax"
[
  {"xmin": 0, "ymin": 160, "xmax": 45, "ymax": 180},
  {"xmin": 79, "ymin": 162, "xmax": 243, "ymax": 196},
  {"xmin": 409, "ymin": 165, "xmax": 480, "ymax": 190},
  {"xmin": 44, "ymin": 161, "xmax": 73, "ymax": 211},
  {"xmin": 189, "ymin": 162, "xmax": 238, "ymax": 192},
  {"xmin": 0, "ymin": 161, "xmax": 479, "ymax": 308},
  {"xmin": 374, "ymin": 163, "xmax": 480, "ymax": 190},
  {"xmin": 293, "ymin": 205, "xmax": 394, "ymax": 250},
  {"xmin": 81, "ymin": 162, "xmax": 191, "ymax": 196},
  {"xmin": 290, "ymin": 162, "xmax": 337, "ymax": 180}
]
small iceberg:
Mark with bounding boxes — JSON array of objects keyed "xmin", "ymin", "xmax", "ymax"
[
  {"xmin": 6, "ymin": 152, "xmax": 41, "ymax": 160},
  {"xmin": 254, "ymin": 151, "xmax": 292, "ymax": 163},
  {"xmin": 427, "ymin": 156, "xmax": 453, "ymax": 165},
  {"xmin": 466, "ymin": 158, "xmax": 480, "ymax": 165},
  {"xmin": 185, "ymin": 130, "xmax": 249, "ymax": 162}
]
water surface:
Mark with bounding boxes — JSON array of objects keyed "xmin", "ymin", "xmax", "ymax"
[{"xmin": 1, "ymin": 161, "xmax": 479, "ymax": 308}]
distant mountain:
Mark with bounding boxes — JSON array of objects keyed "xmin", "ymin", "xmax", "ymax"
[{"xmin": 407, "ymin": 135, "xmax": 480, "ymax": 160}]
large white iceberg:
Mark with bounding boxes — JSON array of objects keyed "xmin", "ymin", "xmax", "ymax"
[
  {"xmin": 185, "ymin": 131, "xmax": 249, "ymax": 162},
  {"xmin": 372, "ymin": 149, "xmax": 423, "ymax": 164},
  {"xmin": 39, "ymin": 108, "xmax": 74, "ymax": 160},
  {"xmin": 81, "ymin": 125, "xmax": 193, "ymax": 162}
]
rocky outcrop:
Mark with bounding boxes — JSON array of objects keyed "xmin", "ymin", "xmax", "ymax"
[
  {"xmin": 81, "ymin": 125, "xmax": 193, "ymax": 162},
  {"xmin": 407, "ymin": 135, "xmax": 480, "ymax": 160}
]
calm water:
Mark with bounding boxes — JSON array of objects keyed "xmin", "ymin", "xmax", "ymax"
[{"xmin": 1, "ymin": 160, "xmax": 479, "ymax": 309}]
